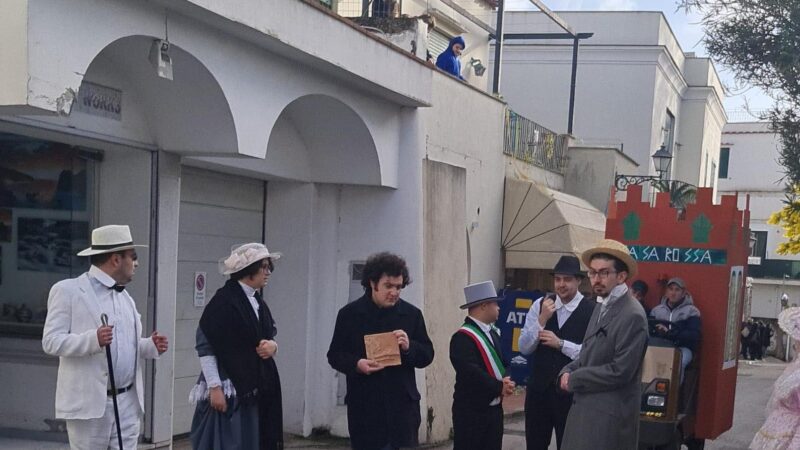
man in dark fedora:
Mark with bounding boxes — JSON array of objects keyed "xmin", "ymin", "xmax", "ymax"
[
  {"xmin": 557, "ymin": 239, "xmax": 648, "ymax": 450},
  {"xmin": 42, "ymin": 225, "xmax": 169, "ymax": 449},
  {"xmin": 449, "ymin": 280, "xmax": 515, "ymax": 450},
  {"xmin": 518, "ymin": 255, "xmax": 595, "ymax": 450}
]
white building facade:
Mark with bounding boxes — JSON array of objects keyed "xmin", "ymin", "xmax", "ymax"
[
  {"xmin": 0, "ymin": 0, "xmax": 509, "ymax": 445},
  {"xmin": 491, "ymin": 11, "xmax": 727, "ymax": 192},
  {"xmin": 718, "ymin": 121, "xmax": 800, "ymax": 322}
]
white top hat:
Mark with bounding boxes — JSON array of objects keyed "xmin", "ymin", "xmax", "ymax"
[
  {"xmin": 220, "ymin": 243, "xmax": 282, "ymax": 275},
  {"xmin": 77, "ymin": 225, "xmax": 146, "ymax": 256},
  {"xmin": 461, "ymin": 280, "xmax": 503, "ymax": 309}
]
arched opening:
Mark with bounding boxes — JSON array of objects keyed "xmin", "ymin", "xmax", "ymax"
[
  {"xmin": 79, "ymin": 35, "xmax": 238, "ymax": 155},
  {"xmin": 267, "ymin": 94, "xmax": 382, "ymax": 186}
]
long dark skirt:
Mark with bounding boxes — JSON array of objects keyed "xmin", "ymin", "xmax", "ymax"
[{"xmin": 190, "ymin": 395, "xmax": 258, "ymax": 450}]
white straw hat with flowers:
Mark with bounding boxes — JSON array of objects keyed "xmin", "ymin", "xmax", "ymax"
[{"xmin": 219, "ymin": 243, "xmax": 282, "ymax": 275}]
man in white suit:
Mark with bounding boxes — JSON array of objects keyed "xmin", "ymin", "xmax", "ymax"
[{"xmin": 42, "ymin": 225, "xmax": 169, "ymax": 449}]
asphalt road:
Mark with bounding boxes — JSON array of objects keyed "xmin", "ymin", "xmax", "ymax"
[
  {"xmin": 4, "ymin": 357, "xmax": 761, "ymax": 450},
  {"xmin": 178, "ymin": 358, "xmax": 787, "ymax": 450},
  {"xmin": 499, "ymin": 358, "xmax": 786, "ymax": 450}
]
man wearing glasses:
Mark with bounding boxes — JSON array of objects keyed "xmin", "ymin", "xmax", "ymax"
[{"xmin": 557, "ymin": 239, "xmax": 648, "ymax": 450}]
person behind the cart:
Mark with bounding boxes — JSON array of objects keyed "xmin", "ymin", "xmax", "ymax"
[{"xmin": 649, "ymin": 277, "xmax": 701, "ymax": 384}]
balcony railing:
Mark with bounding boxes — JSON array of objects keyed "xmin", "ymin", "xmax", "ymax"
[
  {"xmin": 503, "ymin": 109, "xmax": 568, "ymax": 174},
  {"xmin": 334, "ymin": 0, "xmax": 400, "ymax": 17}
]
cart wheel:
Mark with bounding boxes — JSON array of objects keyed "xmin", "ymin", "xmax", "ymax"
[{"xmin": 685, "ymin": 437, "xmax": 705, "ymax": 450}]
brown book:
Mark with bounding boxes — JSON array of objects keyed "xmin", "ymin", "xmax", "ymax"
[{"xmin": 364, "ymin": 332, "xmax": 401, "ymax": 367}]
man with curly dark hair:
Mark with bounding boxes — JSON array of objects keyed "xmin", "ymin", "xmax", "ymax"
[{"xmin": 327, "ymin": 252, "xmax": 434, "ymax": 450}]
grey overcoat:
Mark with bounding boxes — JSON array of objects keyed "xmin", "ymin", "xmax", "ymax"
[{"xmin": 559, "ymin": 290, "xmax": 648, "ymax": 450}]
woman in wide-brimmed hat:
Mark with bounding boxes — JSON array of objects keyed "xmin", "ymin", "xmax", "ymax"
[
  {"xmin": 750, "ymin": 307, "xmax": 800, "ymax": 449},
  {"xmin": 189, "ymin": 243, "xmax": 284, "ymax": 450}
]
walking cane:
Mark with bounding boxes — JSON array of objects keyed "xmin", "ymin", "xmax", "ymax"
[{"xmin": 101, "ymin": 313, "xmax": 125, "ymax": 450}]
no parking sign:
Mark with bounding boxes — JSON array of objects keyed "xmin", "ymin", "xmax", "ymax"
[{"xmin": 194, "ymin": 272, "xmax": 207, "ymax": 307}]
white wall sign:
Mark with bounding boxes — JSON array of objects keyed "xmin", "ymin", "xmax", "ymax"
[
  {"xmin": 75, "ymin": 81, "xmax": 122, "ymax": 121},
  {"xmin": 193, "ymin": 272, "xmax": 207, "ymax": 307}
]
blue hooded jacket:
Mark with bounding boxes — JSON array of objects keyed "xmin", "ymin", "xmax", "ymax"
[{"xmin": 435, "ymin": 36, "xmax": 465, "ymax": 80}]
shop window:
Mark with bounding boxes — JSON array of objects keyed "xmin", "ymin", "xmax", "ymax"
[{"xmin": 0, "ymin": 132, "xmax": 98, "ymax": 337}]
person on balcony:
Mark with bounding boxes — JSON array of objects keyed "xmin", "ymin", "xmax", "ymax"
[
  {"xmin": 649, "ymin": 277, "xmax": 701, "ymax": 383},
  {"xmin": 436, "ymin": 36, "xmax": 466, "ymax": 81}
]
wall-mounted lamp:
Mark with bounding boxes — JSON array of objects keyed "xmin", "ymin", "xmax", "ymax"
[
  {"xmin": 614, "ymin": 144, "xmax": 679, "ymax": 191},
  {"xmin": 149, "ymin": 39, "xmax": 173, "ymax": 80},
  {"xmin": 468, "ymin": 58, "xmax": 486, "ymax": 77}
]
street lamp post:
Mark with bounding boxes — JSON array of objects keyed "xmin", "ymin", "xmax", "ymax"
[{"xmin": 614, "ymin": 145, "xmax": 675, "ymax": 191}]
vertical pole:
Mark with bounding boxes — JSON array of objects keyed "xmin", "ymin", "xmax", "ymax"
[
  {"xmin": 144, "ymin": 150, "xmax": 159, "ymax": 442},
  {"xmin": 492, "ymin": 0, "xmax": 506, "ymax": 95},
  {"xmin": 567, "ymin": 36, "xmax": 579, "ymax": 134}
]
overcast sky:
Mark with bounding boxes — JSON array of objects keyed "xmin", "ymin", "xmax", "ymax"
[{"xmin": 502, "ymin": 0, "xmax": 773, "ymax": 115}]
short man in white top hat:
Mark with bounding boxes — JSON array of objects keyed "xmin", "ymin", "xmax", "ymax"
[
  {"xmin": 450, "ymin": 281, "xmax": 514, "ymax": 450},
  {"xmin": 42, "ymin": 225, "xmax": 169, "ymax": 449}
]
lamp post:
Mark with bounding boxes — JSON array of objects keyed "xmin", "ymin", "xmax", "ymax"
[{"xmin": 614, "ymin": 145, "xmax": 675, "ymax": 191}]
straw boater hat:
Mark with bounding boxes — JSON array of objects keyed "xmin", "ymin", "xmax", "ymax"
[
  {"xmin": 580, "ymin": 238, "xmax": 638, "ymax": 279},
  {"xmin": 779, "ymin": 307, "xmax": 800, "ymax": 341},
  {"xmin": 220, "ymin": 243, "xmax": 282, "ymax": 275},
  {"xmin": 460, "ymin": 281, "xmax": 503, "ymax": 309},
  {"xmin": 77, "ymin": 225, "xmax": 147, "ymax": 256}
]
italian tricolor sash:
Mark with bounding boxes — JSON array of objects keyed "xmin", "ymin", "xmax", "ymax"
[{"xmin": 457, "ymin": 323, "xmax": 505, "ymax": 380}]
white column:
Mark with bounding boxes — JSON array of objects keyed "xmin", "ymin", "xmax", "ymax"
[{"xmin": 144, "ymin": 150, "xmax": 181, "ymax": 446}]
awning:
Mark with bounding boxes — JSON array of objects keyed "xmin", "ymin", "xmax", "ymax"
[{"xmin": 502, "ymin": 178, "xmax": 606, "ymax": 269}]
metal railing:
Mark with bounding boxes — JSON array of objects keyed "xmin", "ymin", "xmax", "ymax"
[
  {"xmin": 726, "ymin": 109, "xmax": 770, "ymax": 123},
  {"xmin": 334, "ymin": 0, "xmax": 400, "ymax": 18},
  {"xmin": 503, "ymin": 109, "xmax": 568, "ymax": 173}
]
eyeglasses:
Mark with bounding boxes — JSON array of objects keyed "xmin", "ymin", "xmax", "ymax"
[
  {"xmin": 587, "ymin": 269, "xmax": 617, "ymax": 279},
  {"xmin": 261, "ymin": 259, "xmax": 275, "ymax": 273}
]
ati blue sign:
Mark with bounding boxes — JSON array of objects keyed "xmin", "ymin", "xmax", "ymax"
[
  {"xmin": 628, "ymin": 245, "xmax": 727, "ymax": 265},
  {"xmin": 497, "ymin": 289, "xmax": 544, "ymax": 386}
]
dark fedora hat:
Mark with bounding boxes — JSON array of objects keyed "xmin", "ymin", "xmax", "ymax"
[{"xmin": 550, "ymin": 255, "xmax": 584, "ymax": 277}]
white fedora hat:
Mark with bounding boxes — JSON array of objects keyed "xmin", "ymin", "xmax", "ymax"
[
  {"xmin": 219, "ymin": 242, "xmax": 282, "ymax": 275},
  {"xmin": 460, "ymin": 280, "xmax": 503, "ymax": 309},
  {"xmin": 77, "ymin": 225, "xmax": 146, "ymax": 257}
]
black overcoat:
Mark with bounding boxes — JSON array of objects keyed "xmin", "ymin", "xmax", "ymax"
[
  {"xmin": 327, "ymin": 294, "xmax": 434, "ymax": 450},
  {"xmin": 200, "ymin": 279, "xmax": 283, "ymax": 450},
  {"xmin": 449, "ymin": 317, "xmax": 507, "ymax": 410}
]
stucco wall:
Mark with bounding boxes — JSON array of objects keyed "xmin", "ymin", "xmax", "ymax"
[
  {"xmin": 718, "ymin": 123, "xmax": 799, "ymax": 262},
  {"xmin": 564, "ymin": 146, "xmax": 638, "ymax": 213},
  {"xmin": 422, "ymin": 159, "xmax": 467, "ymax": 443},
  {"xmin": 492, "ymin": 11, "xmax": 726, "ymax": 190},
  {"xmin": 422, "ymin": 72, "xmax": 505, "ymax": 286}
]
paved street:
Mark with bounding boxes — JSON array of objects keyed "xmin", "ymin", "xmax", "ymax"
[
  {"xmin": 173, "ymin": 357, "xmax": 790, "ymax": 449},
  {"xmin": 1, "ymin": 358, "xmax": 787, "ymax": 449}
]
